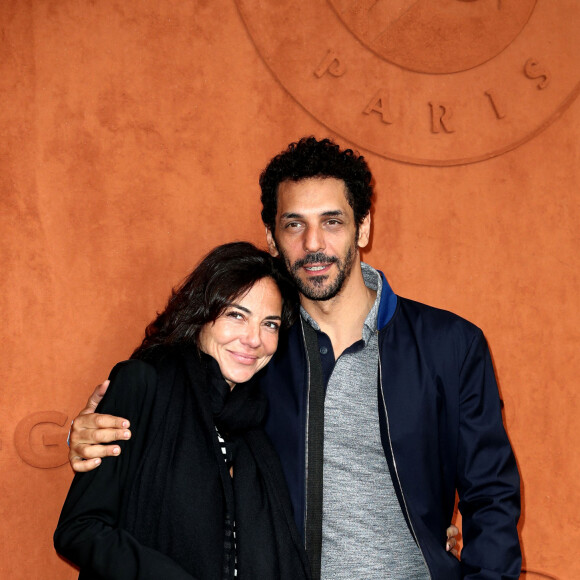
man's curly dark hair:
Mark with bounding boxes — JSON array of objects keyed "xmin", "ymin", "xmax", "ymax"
[{"xmin": 259, "ymin": 137, "xmax": 373, "ymax": 233}]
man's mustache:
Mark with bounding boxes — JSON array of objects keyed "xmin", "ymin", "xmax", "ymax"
[{"xmin": 292, "ymin": 253, "xmax": 338, "ymax": 271}]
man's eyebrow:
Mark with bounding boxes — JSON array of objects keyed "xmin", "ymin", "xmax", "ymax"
[{"xmin": 280, "ymin": 209, "xmax": 345, "ymax": 219}]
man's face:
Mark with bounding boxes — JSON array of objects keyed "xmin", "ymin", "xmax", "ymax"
[{"xmin": 266, "ymin": 177, "xmax": 370, "ymax": 301}]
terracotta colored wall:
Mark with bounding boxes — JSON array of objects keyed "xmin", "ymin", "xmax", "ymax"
[{"xmin": 1, "ymin": 1, "xmax": 578, "ymax": 578}]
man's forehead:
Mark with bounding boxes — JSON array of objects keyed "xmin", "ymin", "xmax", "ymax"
[
  {"xmin": 280, "ymin": 208, "xmax": 346, "ymax": 220},
  {"xmin": 276, "ymin": 177, "xmax": 349, "ymax": 211}
]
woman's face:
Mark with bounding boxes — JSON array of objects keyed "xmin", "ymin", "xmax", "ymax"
[{"xmin": 198, "ymin": 277, "xmax": 283, "ymax": 388}]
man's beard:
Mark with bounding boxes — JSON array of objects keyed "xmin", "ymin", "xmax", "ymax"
[{"xmin": 280, "ymin": 246, "xmax": 355, "ymax": 301}]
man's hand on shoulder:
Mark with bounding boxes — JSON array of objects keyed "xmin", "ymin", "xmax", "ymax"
[{"xmin": 68, "ymin": 380, "xmax": 132, "ymax": 473}]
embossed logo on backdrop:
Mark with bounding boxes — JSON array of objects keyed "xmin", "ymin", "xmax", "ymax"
[{"xmin": 235, "ymin": 0, "xmax": 579, "ymax": 166}]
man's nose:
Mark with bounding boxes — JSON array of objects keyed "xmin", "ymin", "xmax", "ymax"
[{"xmin": 303, "ymin": 225, "xmax": 325, "ymax": 253}]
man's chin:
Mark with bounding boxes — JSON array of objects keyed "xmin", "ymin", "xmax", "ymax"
[{"xmin": 296, "ymin": 276, "xmax": 341, "ymax": 301}]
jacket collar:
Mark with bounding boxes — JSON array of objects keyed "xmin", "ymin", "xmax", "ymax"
[{"xmin": 375, "ymin": 268, "xmax": 398, "ymax": 331}]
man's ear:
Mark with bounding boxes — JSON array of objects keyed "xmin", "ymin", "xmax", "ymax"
[
  {"xmin": 266, "ymin": 227, "xmax": 279, "ymax": 256},
  {"xmin": 357, "ymin": 213, "xmax": 371, "ymax": 249}
]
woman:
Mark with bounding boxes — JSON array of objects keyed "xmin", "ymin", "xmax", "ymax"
[{"xmin": 54, "ymin": 242, "xmax": 310, "ymax": 579}]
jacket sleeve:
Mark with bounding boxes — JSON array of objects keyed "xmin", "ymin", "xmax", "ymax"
[
  {"xmin": 54, "ymin": 360, "xmax": 196, "ymax": 580},
  {"xmin": 456, "ymin": 330, "xmax": 521, "ymax": 579}
]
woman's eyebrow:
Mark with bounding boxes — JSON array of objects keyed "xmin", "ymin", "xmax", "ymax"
[
  {"xmin": 227, "ymin": 305, "xmax": 282, "ymax": 320},
  {"xmin": 227, "ymin": 303, "xmax": 250, "ymax": 313}
]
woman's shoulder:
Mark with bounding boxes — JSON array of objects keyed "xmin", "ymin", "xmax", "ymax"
[
  {"xmin": 110, "ymin": 344, "xmax": 188, "ymax": 382},
  {"xmin": 103, "ymin": 346, "xmax": 197, "ymax": 412},
  {"xmin": 108, "ymin": 359, "xmax": 158, "ymax": 389},
  {"xmin": 96, "ymin": 359, "xmax": 160, "ymax": 417}
]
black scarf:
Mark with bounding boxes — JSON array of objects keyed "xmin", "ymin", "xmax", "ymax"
[{"xmin": 123, "ymin": 345, "xmax": 310, "ymax": 579}]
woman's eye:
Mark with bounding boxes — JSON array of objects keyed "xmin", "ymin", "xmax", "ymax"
[
  {"xmin": 226, "ymin": 311, "xmax": 244, "ymax": 320},
  {"xmin": 264, "ymin": 321, "xmax": 280, "ymax": 331}
]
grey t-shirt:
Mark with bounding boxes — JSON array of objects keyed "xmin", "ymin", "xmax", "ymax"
[{"xmin": 302, "ymin": 263, "xmax": 430, "ymax": 579}]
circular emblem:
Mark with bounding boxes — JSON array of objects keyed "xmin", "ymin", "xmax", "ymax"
[
  {"xmin": 328, "ymin": 0, "xmax": 537, "ymax": 74},
  {"xmin": 235, "ymin": 0, "xmax": 580, "ymax": 166}
]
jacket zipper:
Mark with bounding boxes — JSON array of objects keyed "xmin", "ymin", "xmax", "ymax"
[
  {"xmin": 300, "ymin": 318, "xmax": 312, "ymax": 536},
  {"xmin": 378, "ymin": 359, "xmax": 432, "ymax": 579}
]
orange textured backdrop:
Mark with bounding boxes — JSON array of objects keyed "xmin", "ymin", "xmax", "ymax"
[{"xmin": 1, "ymin": 1, "xmax": 578, "ymax": 578}]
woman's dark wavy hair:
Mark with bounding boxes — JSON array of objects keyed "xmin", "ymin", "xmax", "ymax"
[
  {"xmin": 131, "ymin": 242, "xmax": 297, "ymax": 360},
  {"xmin": 259, "ymin": 136, "xmax": 373, "ymax": 234}
]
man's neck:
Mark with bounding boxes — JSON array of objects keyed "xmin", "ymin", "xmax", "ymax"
[{"xmin": 300, "ymin": 261, "xmax": 377, "ymax": 359}]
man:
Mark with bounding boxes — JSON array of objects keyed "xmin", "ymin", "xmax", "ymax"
[{"xmin": 68, "ymin": 137, "xmax": 521, "ymax": 578}]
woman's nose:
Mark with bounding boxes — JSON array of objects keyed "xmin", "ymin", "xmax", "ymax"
[{"xmin": 241, "ymin": 323, "xmax": 261, "ymax": 348}]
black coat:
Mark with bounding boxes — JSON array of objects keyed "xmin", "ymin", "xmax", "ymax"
[{"xmin": 54, "ymin": 346, "xmax": 310, "ymax": 580}]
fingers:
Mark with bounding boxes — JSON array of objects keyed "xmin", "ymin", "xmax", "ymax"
[
  {"xmin": 67, "ymin": 381, "xmax": 130, "ymax": 473},
  {"xmin": 70, "ymin": 441, "xmax": 122, "ymax": 460},
  {"xmin": 70, "ymin": 424, "xmax": 131, "ymax": 447},
  {"xmin": 446, "ymin": 524, "xmax": 460, "ymax": 558},
  {"xmin": 68, "ymin": 412, "xmax": 131, "ymax": 470},
  {"xmin": 70, "ymin": 456, "xmax": 102, "ymax": 473},
  {"xmin": 69, "ymin": 425, "xmax": 131, "ymax": 453},
  {"xmin": 80, "ymin": 380, "xmax": 111, "ymax": 414},
  {"xmin": 68, "ymin": 440, "xmax": 126, "ymax": 473},
  {"xmin": 71, "ymin": 412, "xmax": 131, "ymax": 441}
]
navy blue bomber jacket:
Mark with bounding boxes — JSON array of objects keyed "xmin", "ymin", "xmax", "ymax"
[{"xmin": 258, "ymin": 271, "xmax": 521, "ymax": 579}]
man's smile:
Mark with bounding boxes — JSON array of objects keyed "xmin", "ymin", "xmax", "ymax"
[{"xmin": 304, "ymin": 264, "xmax": 332, "ymax": 273}]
